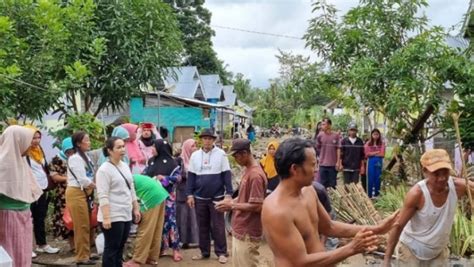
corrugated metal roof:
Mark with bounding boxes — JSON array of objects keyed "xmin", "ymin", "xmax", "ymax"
[
  {"xmin": 219, "ymin": 85, "xmax": 237, "ymax": 107},
  {"xmin": 163, "ymin": 67, "xmax": 207, "ymax": 100},
  {"xmin": 445, "ymin": 35, "xmax": 470, "ymax": 51},
  {"xmin": 201, "ymin": 74, "xmax": 225, "ymax": 101}
]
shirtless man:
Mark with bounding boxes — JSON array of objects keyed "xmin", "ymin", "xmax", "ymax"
[
  {"xmin": 383, "ymin": 149, "xmax": 474, "ymax": 266},
  {"xmin": 262, "ymin": 138, "xmax": 398, "ymax": 267}
]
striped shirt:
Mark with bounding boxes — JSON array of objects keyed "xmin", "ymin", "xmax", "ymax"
[{"xmin": 186, "ymin": 147, "xmax": 233, "ymax": 200}]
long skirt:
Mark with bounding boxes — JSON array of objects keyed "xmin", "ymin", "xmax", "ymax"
[
  {"xmin": 161, "ymin": 192, "xmax": 180, "ymax": 251},
  {"xmin": 175, "ymin": 200, "xmax": 199, "ymax": 245},
  {"xmin": 0, "ymin": 209, "xmax": 33, "ymax": 267},
  {"xmin": 367, "ymin": 156, "xmax": 383, "ymax": 198}
]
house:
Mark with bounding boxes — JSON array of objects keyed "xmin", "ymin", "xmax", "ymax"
[
  {"xmin": 163, "ymin": 66, "xmax": 207, "ymax": 100},
  {"xmin": 129, "ymin": 91, "xmax": 224, "ymax": 143},
  {"xmin": 200, "ymin": 74, "xmax": 225, "ymax": 129}
]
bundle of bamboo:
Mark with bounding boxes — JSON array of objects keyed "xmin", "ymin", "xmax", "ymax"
[{"xmin": 328, "ymin": 183, "xmax": 382, "ymax": 225}]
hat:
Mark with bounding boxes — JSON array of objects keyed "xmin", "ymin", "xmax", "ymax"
[
  {"xmin": 141, "ymin": 122, "xmax": 154, "ymax": 130},
  {"xmin": 61, "ymin": 137, "xmax": 74, "ymax": 153},
  {"xmin": 348, "ymin": 123, "xmax": 358, "ymax": 130},
  {"xmin": 229, "ymin": 138, "xmax": 251, "ymax": 155},
  {"xmin": 199, "ymin": 128, "xmax": 217, "ymax": 139},
  {"xmin": 420, "ymin": 149, "xmax": 453, "ymax": 172}
]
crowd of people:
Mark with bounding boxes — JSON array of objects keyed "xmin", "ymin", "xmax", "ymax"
[{"xmin": 0, "ymin": 120, "xmax": 473, "ymax": 267}]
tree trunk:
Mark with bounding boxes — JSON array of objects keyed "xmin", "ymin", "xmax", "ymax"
[{"xmin": 386, "ymin": 104, "xmax": 435, "ymax": 171}]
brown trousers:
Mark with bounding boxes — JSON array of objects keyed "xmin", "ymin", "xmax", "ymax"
[
  {"xmin": 232, "ymin": 235, "xmax": 262, "ymax": 267},
  {"xmin": 396, "ymin": 242, "xmax": 449, "ymax": 267},
  {"xmin": 65, "ymin": 187, "xmax": 92, "ymax": 262},
  {"xmin": 132, "ymin": 203, "xmax": 166, "ymax": 264}
]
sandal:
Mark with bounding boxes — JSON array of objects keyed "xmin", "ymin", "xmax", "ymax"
[
  {"xmin": 192, "ymin": 254, "xmax": 209, "ymax": 260},
  {"xmin": 76, "ymin": 259, "xmax": 96, "ymax": 265},
  {"xmin": 173, "ymin": 251, "xmax": 183, "ymax": 262},
  {"xmin": 218, "ymin": 255, "xmax": 228, "ymax": 264},
  {"xmin": 145, "ymin": 259, "xmax": 159, "ymax": 265}
]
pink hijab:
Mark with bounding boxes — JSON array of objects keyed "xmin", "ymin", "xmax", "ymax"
[
  {"xmin": 0, "ymin": 125, "xmax": 42, "ymax": 203},
  {"xmin": 121, "ymin": 123, "xmax": 145, "ymax": 165},
  {"xmin": 180, "ymin": 139, "xmax": 196, "ymax": 172}
]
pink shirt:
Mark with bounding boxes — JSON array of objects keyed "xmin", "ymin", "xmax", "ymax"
[
  {"xmin": 316, "ymin": 131, "xmax": 341, "ymax": 166},
  {"xmin": 364, "ymin": 142, "xmax": 385, "ymax": 158}
]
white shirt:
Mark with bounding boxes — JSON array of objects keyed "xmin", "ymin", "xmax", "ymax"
[
  {"xmin": 400, "ymin": 177, "xmax": 457, "ymax": 260},
  {"xmin": 28, "ymin": 158, "xmax": 48, "ymax": 190},
  {"xmin": 96, "ymin": 161, "xmax": 137, "ymax": 223}
]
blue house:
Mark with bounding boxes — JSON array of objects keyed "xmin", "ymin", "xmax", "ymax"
[
  {"xmin": 200, "ymin": 74, "xmax": 225, "ymax": 129},
  {"xmin": 130, "ymin": 91, "xmax": 222, "ymax": 143}
]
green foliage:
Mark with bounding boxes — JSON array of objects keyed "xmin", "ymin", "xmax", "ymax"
[
  {"xmin": 304, "ymin": 0, "xmax": 474, "ymax": 142},
  {"xmin": 375, "ymin": 185, "xmax": 407, "ymax": 214},
  {"xmin": 331, "ymin": 114, "xmax": 352, "ymax": 132},
  {"xmin": 50, "ymin": 113, "xmax": 105, "ymax": 150},
  {"xmin": 164, "ymin": 0, "xmax": 231, "ymax": 83},
  {"xmin": 0, "ymin": 0, "xmax": 183, "ymax": 121}
]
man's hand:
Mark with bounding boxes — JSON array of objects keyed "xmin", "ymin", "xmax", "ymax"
[
  {"xmin": 336, "ymin": 161, "xmax": 343, "ymax": 172},
  {"xmin": 156, "ymin": 175, "xmax": 165, "ymax": 181},
  {"xmin": 348, "ymin": 228, "xmax": 378, "ymax": 254},
  {"xmin": 187, "ymin": 196, "xmax": 195, "ymax": 209},
  {"xmin": 215, "ymin": 198, "xmax": 232, "ymax": 212},
  {"xmin": 372, "ymin": 210, "xmax": 400, "ymax": 234}
]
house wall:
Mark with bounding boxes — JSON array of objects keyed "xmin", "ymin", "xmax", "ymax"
[
  {"xmin": 206, "ymin": 98, "xmax": 219, "ymax": 129},
  {"xmin": 130, "ymin": 97, "xmax": 210, "ymax": 142}
]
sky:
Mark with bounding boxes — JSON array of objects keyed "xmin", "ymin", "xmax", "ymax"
[{"xmin": 204, "ymin": 0, "xmax": 471, "ymax": 88}]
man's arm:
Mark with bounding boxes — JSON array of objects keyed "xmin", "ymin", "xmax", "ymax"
[
  {"xmin": 216, "ymin": 174, "xmax": 265, "ymax": 213},
  {"xmin": 262, "ymin": 205, "xmax": 378, "ymax": 267},
  {"xmin": 453, "ymin": 177, "xmax": 474, "ymax": 198},
  {"xmin": 318, "ymin": 199, "xmax": 399, "ymax": 238},
  {"xmin": 383, "ymin": 186, "xmax": 421, "ymax": 266}
]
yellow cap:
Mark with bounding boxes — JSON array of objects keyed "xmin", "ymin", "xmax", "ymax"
[{"xmin": 420, "ymin": 149, "xmax": 453, "ymax": 172}]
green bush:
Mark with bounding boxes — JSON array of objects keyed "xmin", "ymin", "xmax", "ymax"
[{"xmin": 49, "ymin": 113, "xmax": 106, "ymax": 149}]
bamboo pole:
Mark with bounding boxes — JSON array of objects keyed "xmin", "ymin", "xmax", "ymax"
[{"xmin": 451, "ymin": 112, "xmax": 473, "ymax": 217}]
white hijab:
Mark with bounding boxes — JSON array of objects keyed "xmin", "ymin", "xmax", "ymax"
[{"xmin": 0, "ymin": 125, "xmax": 42, "ymax": 203}]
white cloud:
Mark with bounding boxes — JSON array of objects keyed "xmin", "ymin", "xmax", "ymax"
[{"xmin": 204, "ymin": 0, "xmax": 470, "ymax": 88}]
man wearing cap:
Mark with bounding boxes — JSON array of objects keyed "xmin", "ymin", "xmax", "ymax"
[
  {"xmin": 340, "ymin": 123, "xmax": 365, "ymax": 184},
  {"xmin": 215, "ymin": 139, "xmax": 267, "ymax": 267},
  {"xmin": 383, "ymin": 149, "xmax": 474, "ymax": 267},
  {"xmin": 186, "ymin": 128, "xmax": 233, "ymax": 264}
]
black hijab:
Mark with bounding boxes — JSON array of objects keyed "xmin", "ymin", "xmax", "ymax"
[
  {"xmin": 145, "ymin": 139, "xmax": 178, "ymax": 177},
  {"xmin": 140, "ymin": 135, "xmax": 155, "ymax": 147}
]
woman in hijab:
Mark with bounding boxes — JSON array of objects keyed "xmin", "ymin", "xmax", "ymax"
[
  {"xmin": 49, "ymin": 137, "xmax": 75, "ymax": 251},
  {"xmin": 260, "ymin": 140, "xmax": 280, "ymax": 192},
  {"xmin": 137, "ymin": 122, "xmax": 161, "ymax": 173},
  {"xmin": 0, "ymin": 125, "xmax": 43, "ymax": 267},
  {"xmin": 175, "ymin": 139, "xmax": 199, "ymax": 248},
  {"xmin": 24, "ymin": 127, "xmax": 60, "ymax": 255},
  {"xmin": 122, "ymin": 123, "xmax": 145, "ymax": 174},
  {"xmin": 144, "ymin": 139, "xmax": 183, "ymax": 262}
]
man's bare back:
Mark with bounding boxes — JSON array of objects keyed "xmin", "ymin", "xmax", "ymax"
[{"xmin": 262, "ymin": 138, "xmax": 397, "ymax": 267}]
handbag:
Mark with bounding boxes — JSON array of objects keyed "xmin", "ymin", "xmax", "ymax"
[
  {"xmin": 63, "ymin": 204, "xmax": 98, "ymax": 231},
  {"xmin": 66, "ymin": 165, "xmax": 99, "ymax": 228},
  {"xmin": 108, "ymin": 162, "xmax": 142, "ymax": 224}
]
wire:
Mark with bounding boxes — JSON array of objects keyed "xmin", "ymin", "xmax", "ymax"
[
  {"xmin": 0, "ymin": 73, "xmax": 62, "ymax": 93},
  {"xmin": 211, "ymin": 24, "xmax": 304, "ymax": 40}
]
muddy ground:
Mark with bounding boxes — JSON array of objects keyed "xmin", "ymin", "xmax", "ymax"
[{"xmin": 31, "ymin": 137, "xmax": 473, "ymax": 266}]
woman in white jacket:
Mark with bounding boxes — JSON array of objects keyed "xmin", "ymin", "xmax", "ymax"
[{"xmin": 96, "ymin": 136, "xmax": 141, "ymax": 267}]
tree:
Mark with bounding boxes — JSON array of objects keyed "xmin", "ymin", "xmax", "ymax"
[
  {"xmin": 304, "ymin": 0, "xmax": 474, "ymax": 145},
  {"xmin": 73, "ymin": 0, "xmax": 184, "ymax": 116},
  {"xmin": 0, "ymin": 0, "xmax": 94, "ymax": 121},
  {"xmin": 0, "ymin": 0, "xmax": 183, "ymax": 121},
  {"xmin": 163, "ymin": 0, "xmax": 232, "ymax": 83}
]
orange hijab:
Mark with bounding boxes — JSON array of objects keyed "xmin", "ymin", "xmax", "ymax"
[{"xmin": 260, "ymin": 140, "xmax": 279, "ymax": 179}]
